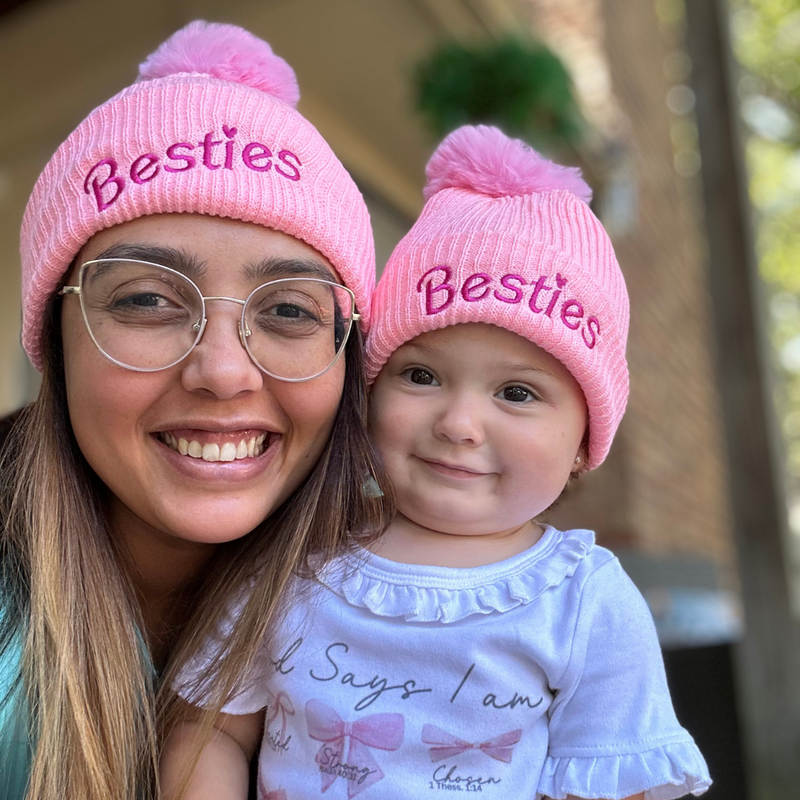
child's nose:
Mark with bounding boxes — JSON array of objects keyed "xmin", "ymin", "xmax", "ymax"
[{"xmin": 433, "ymin": 396, "xmax": 484, "ymax": 446}]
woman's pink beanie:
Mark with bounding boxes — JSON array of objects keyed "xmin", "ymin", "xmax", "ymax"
[
  {"xmin": 20, "ymin": 20, "xmax": 375, "ymax": 370},
  {"xmin": 366, "ymin": 125, "xmax": 629, "ymax": 469}
]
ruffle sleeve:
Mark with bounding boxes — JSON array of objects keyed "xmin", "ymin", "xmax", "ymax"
[
  {"xmin": 538, "ymin": 739, "xmax": 711, "ymax": 799},
  {"xmin": 172, "ymin": 586, "xmax": 271, "ymax": 714},
  {"xmin": 539, "ymin": 557, "xmax": 712, "ymax": 799}
]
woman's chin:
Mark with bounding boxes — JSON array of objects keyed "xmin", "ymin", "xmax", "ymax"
[
  {"xmin": 163, "ymin": 510, "xmax": 271, "ymax": 546},
  {"xmin": 118, "ymin": 497, "xmax": 276, "ymax": 548}
]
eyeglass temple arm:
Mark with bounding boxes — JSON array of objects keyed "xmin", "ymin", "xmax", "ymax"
[{"xmin": 59, "ymin": 286, "xmax": 81, "ymax": 295}]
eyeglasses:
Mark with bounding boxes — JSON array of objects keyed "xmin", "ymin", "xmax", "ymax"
[{"xmin": 59, "ymin": 258, "xmax": 359, "ymax": 382}]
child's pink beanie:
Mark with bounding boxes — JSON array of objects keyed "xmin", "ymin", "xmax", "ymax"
[
  {"xmin": 366, "ymin": 125, "xmax": 629, "ymax": 469},
  {"xmin": 20, "ymin": 20, "xmax": 375, "ymax": 370}
]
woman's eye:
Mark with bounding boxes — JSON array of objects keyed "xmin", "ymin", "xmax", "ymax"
[
  {"xmin": 112, "ymin": 292, "xmax": 174, "ymax": 309},
  {"xmin": 252, "ymin": 296, "xmax": 322, "ymax": 324},
  {"xmin": 270, "ymin": 303, "xmax": 309, "ymax": 319},
  {"xmin": 501, "ymin": 385, "xmax": 535, "ymax": 403},
  {"xmin": 406, "ymin": 368, "xmax": 436, "ymax": 385}
]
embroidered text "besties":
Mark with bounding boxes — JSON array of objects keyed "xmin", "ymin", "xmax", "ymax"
[
  {"xmin": 417, "ymin": 265, "xmax": 601, "ymax": 350},
  {"xmin": 83, "ymin": 125, "xmax": 302, "ymax": 212}
]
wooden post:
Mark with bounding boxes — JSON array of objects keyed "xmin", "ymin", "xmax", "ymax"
[{"xmin": 684, "ymin": 1, "xmax": 800, "ymax": 796}]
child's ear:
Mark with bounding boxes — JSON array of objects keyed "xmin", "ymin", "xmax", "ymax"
[{"xmin": 571, "ymin": 440, "xmax": 589, "ymax": 475}]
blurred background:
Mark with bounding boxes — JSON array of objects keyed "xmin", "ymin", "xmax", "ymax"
[{"xmin": 0, "ymin": 0, "xmax": 798, "ymax": 797}]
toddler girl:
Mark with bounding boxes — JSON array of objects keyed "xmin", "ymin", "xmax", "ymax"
[{"xmin": 169, "ymin": 125, "xmax": 711, "ymax": 800}]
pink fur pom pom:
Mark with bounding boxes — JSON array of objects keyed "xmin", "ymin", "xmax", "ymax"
[
  {"xmin": 138, "ymin": 20, "xmax": 300, "ymax": 107},
  {"xmin": 423, "ymin": 125, "xmax": 592, "ymax": 204}
]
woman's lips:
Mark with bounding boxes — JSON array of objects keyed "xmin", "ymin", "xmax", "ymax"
[
  {"xmin": 156, "ymin": 429, "xmax": 270, "ymax": 462},
  {"xmin": 151, "ymin": 431, "xmax": 281, "ymax": 483}
]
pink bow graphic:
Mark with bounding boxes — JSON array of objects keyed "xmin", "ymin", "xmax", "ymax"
[
  {"xmin": 257, "ymin": 772, "xmax": 287, "ymax": 800},
  {"xmin": 305, "ymin": 699, "xmax": 404, "ymax": 797},
  {"xmin": 265, "ymin": 689, "xmax": 295, "ymax": 744},
  {"xmin": 421, "ymin": 724, "xmax": 522, "ymax": 764}
]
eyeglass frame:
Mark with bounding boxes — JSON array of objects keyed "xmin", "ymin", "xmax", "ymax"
[{"xmin": 59, "ymin": 258, "xmax": 361, "ymax": 382}]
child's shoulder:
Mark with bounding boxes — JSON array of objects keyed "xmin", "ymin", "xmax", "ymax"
[
  {"xmin": 549, "ymin": 526, "xmax": 645, "ymax": 603},
  {"xmin": 545, "ymin": 524, "xmax": 615, "ymax": 578},
  {"xmin": 553, "ymin": 526, "xmax": 655, "ymax": 632}
]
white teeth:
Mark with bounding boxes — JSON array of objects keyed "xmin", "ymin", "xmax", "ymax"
[
  {"xmin": 220, "ymin": 442, "xmax": 237, "ymax": 462},
  {"xmin": 161, "ymin": 432, "xmax": 270, "ymax": 461},
  {"xmin": 202, "ymin": 443, "xmax": 220, "ymax": 462}
]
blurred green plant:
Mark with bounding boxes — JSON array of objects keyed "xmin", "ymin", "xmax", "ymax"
[
  {"xmin": 729, "ymin": 0, "xmax": 800, "ymax": 497},
  {"xmin": 733, "ymin": 0, "xmax": 800, "ymax": 126},
  {"xmin": 414, "ymin": 37, "xmax": 583, "ymax": 149}
]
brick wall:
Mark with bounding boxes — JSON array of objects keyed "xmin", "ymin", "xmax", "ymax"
[{"xmin": 528, "ymin": 0, "xmax": 737, "ymax": 589}]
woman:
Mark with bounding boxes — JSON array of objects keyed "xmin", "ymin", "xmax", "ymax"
[{"xmin": 0, "ymin": 21, "xmax": 390, "ymax": 800}]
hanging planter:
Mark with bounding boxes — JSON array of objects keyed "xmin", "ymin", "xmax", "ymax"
[{"xmin": 414, "ymin": 37, "xmax": 583, "ymax": 149}]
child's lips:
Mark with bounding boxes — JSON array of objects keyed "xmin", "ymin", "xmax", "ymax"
[{"xmin": 419, "ymin": 457, "xmax": 490, "ymax": 479}]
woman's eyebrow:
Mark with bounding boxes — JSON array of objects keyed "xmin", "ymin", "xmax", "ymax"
[
  {"xmin": 88, "ymin": 247, "xmax": 334, "ymax": 284},
  {"xmin": 244, "ymin": 257, "xmax": 335, "ymax": 283},
  {"xmin": 91, "ymin": 244, "xmax": 206, "ymax": 279}
]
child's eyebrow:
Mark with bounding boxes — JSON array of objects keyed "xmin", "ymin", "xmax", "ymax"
[
  {"xmin": 497, "ymin": 363, "xmax": 555, "ymax": 378},
  {"xmin": 401, "ymin": 342, "xmax": 437, "ymax": 356}
]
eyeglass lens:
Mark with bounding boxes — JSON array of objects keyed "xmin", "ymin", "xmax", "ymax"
[{"xmin": 78, "ymin": 260, "xmax": 354, "ymax": 379}]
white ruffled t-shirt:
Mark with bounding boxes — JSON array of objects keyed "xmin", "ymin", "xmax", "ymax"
[{"xmin": 185, "ymin": 527, "xmax": 711, "ymax": 800}]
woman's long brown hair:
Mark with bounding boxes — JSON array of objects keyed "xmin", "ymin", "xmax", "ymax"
[{"xmin": 0, "ymin": 298, "xmax": 393, "ymax": 800}]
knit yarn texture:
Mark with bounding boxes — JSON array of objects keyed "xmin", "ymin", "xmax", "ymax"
[
  {"xmin": 20, "ymin": 23, "xmax": 375, "ymax": 369},
  {"xmin": 366, "ymin": 128, "xmax": 629, "ymax": 468}
]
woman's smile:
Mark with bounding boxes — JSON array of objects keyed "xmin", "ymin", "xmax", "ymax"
[
  {"xmin": 152, "ymin": 427, "xmax": 280, "ymax": 484},
  {"xmin": 156, "ymin": 429, "xmax": 271, "ymax": 462}
]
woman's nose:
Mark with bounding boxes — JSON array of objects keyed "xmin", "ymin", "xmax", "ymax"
[
  {"xmin": 180, "ymin": 305, "xmax": 264, "ymax": 398},
  {"xmin": 432, "ymin": 394, "xmax": 485, "ymax": 446}
]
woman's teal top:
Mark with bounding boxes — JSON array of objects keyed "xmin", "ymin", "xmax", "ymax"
[
  {"xmin": 0, "ymin": 633, "xmax": 31, "ymax": 800},
  {"xmin": 0, "ymin": 624, "xmax": 157, "ymax": 799}
]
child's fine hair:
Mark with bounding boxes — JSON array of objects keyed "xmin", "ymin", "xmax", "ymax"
[{"xmin": 366, "ymin": 125, "xmax": 630, "ymax": 468}]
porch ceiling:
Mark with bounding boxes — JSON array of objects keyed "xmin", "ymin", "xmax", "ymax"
[{"xmin": 0, "ymin": 0, "xmax": 524, "ymax": 218}]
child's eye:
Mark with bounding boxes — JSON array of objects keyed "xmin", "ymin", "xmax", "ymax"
[
  {"xmin": 405, "ymin": 368, "xmax": 437, "ymax": 385},
  {"xmin": 499, "ymin": 385, "xmax": 536, "ymax": 403}
]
